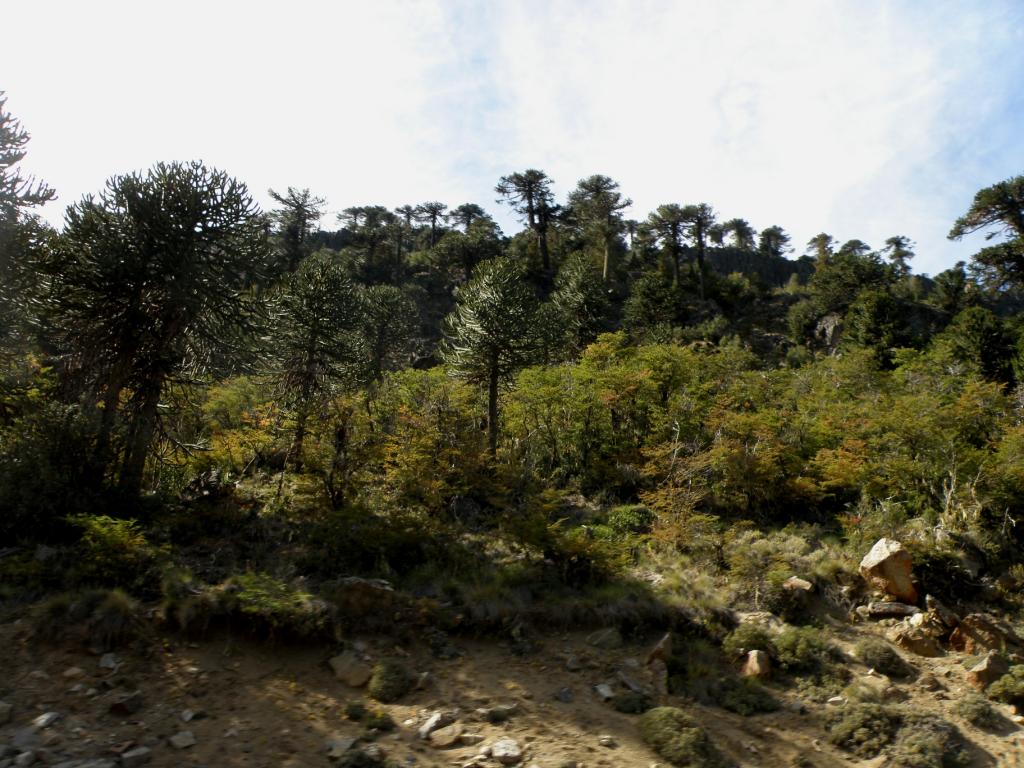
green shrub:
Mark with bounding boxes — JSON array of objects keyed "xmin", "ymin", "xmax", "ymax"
[
  {"xmin": 611, "ymin": 691, "xmax": 652, "ymax": 714},
  {"xmin": 709, "ymin": 677, "xmax": 778, "ymax": 716},
  {"xmin": 368, "ymin": 660, "xmax": 415, "ymax": 703},
  {"xmin": 606, "ymin": 504, "xmax": 655, "ymax": 536},
  {"xmin": 30, "ymin": 588, "xmax": 141, "ymax": 649},
  {"xmin": 344, "ymin": 700, "xmax": 368, "ymax": 721},
  {"xmin": 889, "ymin": 714, "xmax": 968, "ymax": 768},
  {"xmin": 954, "ymin": 695, "xmax": 997, "ymax": 728},
  {"xmin": 774, "ymin": 626, "xmax": 837, "ymax": 673},
  {"xmin": 363, "ymin": 709, "xmax": 396, "ymax": 732},
  {"xmin": 854, "ymin": 638, "xmax": 914, "ymax": 678},
  {"xmin": 216, "ymin": 572, "xmax": 337, "ymax": 640},
  {"xmin": 827, "ymin": 703, "xmax": 901, "ymax": 758},
  {"xmin": 69, "ymin": 514, "xmax": 168, "ymax": 590},
  {"xmin": 987, "ymin": 665, "xmax": 1024, "ymax": 706},
  {"xmin": 722, "ymin": 624, "xmax": 775, "ymax": 660},
  {"xmin": 638, "ymin": 706, "xmax": 727, "ymax": 767}
]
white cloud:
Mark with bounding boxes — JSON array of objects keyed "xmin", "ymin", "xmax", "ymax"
[{"xmin": 4, "ymin": 0, "xmax": 1023, "ymax": 275}]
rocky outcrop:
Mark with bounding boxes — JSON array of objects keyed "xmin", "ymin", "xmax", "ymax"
[
  {"xmin": 741, "ymin": 650, "xmax": 772, "ymax": 680},
  {"xmin": 949, "ymin": 613, "xmax": 1022, "ymax": 654},
  {"xmin": 886, "ymin": 622, "xmax": 943, "ymax": 657}
]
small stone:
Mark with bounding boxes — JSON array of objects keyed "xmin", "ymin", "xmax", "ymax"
[
  {"xmin": 62, "ymin": 667, "xmax": 85, "ymax": 679},
  {"xmin": 866, "ymin": 602, "xmax": 921, "ymax": 618},
  {"xmin": 564, "ymin": 655, "xmax": 583, "ymax": 672},
  {"xmin": 419, "ymin": 710, "xmax": 458, "ymax": 739},
  {"xmin": 99, "ymin": 653, "xmax": 119, "ymax": 670},
  {"xmin": 108, "ymin": 691, "xmax": 143, "ymax": 716},
  {"xmin": 325, "ymin": 734, "xmax": 355, "ymax": 759},
  {"xmin": 826, "ymin": 696, "xmax": 846, "ymax": 706},
  {"xmin": 598, "ymin": 735, "xmax": 616, "ymax": 748},
  {"xmin": 328, "ymin": 651, "xmax": 372, "ymax": 688},
  {"xmin": 121, "ymin": 746, "xmax": 152, "ymax": 767},
  {"xmin": 168, "ymin": 731, "xmax": 197, "ymax": 749},
  {"xmin": 491, "ymin": 738, "xmax": 523, "ymax": 765},
  {"xmin": 594, "ymin": 683, "xmax": 614, "ymax": 702},
  {"xmin": 586, "ymin": 628, "xmax": 623, "ymax": 650},
  {"xmin": 553, "ymin": 686, "xmax": 573, "ymax": 703},
  {"xmin": 429, "ymin": 723, "xmax": 464, "ymax": 748},
  {"xmin": 460, "ymin": 732, "xmax": 485, "ymax": 746},
  {"xmin": 31, "ymin": 712, "xmax": 59, "ymax": 729}
]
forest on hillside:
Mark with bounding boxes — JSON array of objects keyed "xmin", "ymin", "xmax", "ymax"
[{"xmin": 4, "ymin": 83, "xmax": 1024, "ymax": 651}]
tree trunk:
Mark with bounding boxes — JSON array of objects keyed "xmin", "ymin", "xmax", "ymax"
[
  {"xmin": 538, "ymin": 227, "xmax": 551, "ymax": 278},
  {"xmin": 118, "ymin": 377, "xmax": 162, "ymax": 495},
  {"xmin": 289, "ymin": 411, "xmax": 308, "ymax": 471},
  {"xmin": 696, "ymin": 242, "xmax": 706, "ymax": 299},
  {"xmin": 487, "ymin": 363, "xmax": 499, "ymax": 458},
  {"xmin": 602, "ymin": 238, "xmax": 610, "ymax": 283}
]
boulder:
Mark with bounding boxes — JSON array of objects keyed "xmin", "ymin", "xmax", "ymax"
[
  {"xmin": 967, "ymin": 651, "xmax": 1010, "ymax": 690},
  {"xmin": 949, "ymin": 613, "xmax": 1021, "ymax": 654},
  {"xmin": 741, "ymin": 649, "xmax": 772, "ymax": 680},
  {"xmin": 418, "ymin": 710, "xmax": 457, "ymax": 740},
  {"xmin": 886, "ymin": 623, "xmax": 943, "ymax": 657},
  {"xmin": 121, "ymin": 746, "xmax": 153, "ymax": 768},
  {"xmin": 491, "ymin": 738, "xmax": 523, "ymax": 765},
  {"xmin": 429, "ymin": 723, "xmax": 464, "ymax": 748},
  {"xmin": 328, "ymin": 651, "xmax": 372, "ymax": 688},
  {"xmin": 168, "ymin": 731, "xmax": 196, "ymax": 749},
  {"xmin": 859, "ymin": 538, "xmax": 917, "ymax": 604}
]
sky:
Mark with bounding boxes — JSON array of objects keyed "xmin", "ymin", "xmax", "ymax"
[{"xmin": 3, "ymin": 0, "xmax": 1024, "ymax": 277}]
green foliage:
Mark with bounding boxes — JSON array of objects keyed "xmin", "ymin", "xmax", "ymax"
[
  {"xmin": 722, "ymin": 623, "xmax": 775, "ymax": 660},
  {"xmin": 638, "ymin": 706, "xmax": 727, "ymax": 767},
  {"xmin": 854, "ymin": 638, "xmax": 914, "ymax": 678},
  {"xmin": 69, "ymin": 514, "xmax": 168, "ymax": 590},
  {"xmin": 710, "ymin": 677, "xmax": 779, "ymax": 716},
  {"xmin": 30, "ymin": 588, "xmax": 141, "ymax": 649},
  {"xmin": 889, "ymin": 714, "xmax": 968, "ymax": 768},
  {"xmin": 216, "ymin": 572, "xmax": 336, "ymax": 640},
  {"xmin": 605, "ymin": 504, "xmax": 655, "ymax": 536},
  {"xmin": 367, "ymin": 660, "xmax": 415, "ymax": 703},
  {"xmin": 611, "ymin": 691, "xmax": 653, "ymax": 714},
  {"xmin": 954, "ymin": 694, "xmax": 997, "ymax": 728},
  {"xmin": 0, "ymin": 402, "xmax": 106, "ymax": 542},
  {"xmin": 827, "ymin": 703, "xmax": 901, "ymax": 758},
  {"xmin": 987, "ymin": 664, "xmax": 1024, "ymax": 706},
  {"xmin": 774, "ymin": 626, "xmax": 839, "ymax": 674}
]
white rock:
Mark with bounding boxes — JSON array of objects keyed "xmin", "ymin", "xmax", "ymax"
[
  {"xmin": 31, "ymin": 712, "xmax": 59, "ymax": 729},
  {"xmin": 168, "ymin": 730, "xmax": 197, "ymax": 749},
  {"xmin": 491, "ymin": 737, "xmax": 523, "ymax": 765}
]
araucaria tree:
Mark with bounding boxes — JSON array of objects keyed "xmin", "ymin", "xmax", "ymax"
[
  {"xmin": 646, "ymin": 204, "xmax": 688, "ymax": 286},
  {"xmin": 681, "ymin": 203, "xmax": 716, "ymax": 298},
  {"xmin": 48, "ymin": 161, "xmax": 270, "ymax": 493},
  {"xmin": 441, "ymin": 257, "xmax": 539, "ymax": 456},
  {"xmin": 948, "ymin": 174, "xmax": 1024, "ymax": 287},
  {"xmin": 495, "ymin": 169, "xmax": 556, "ymax": 277},
  {"xmin": 268, "ymin": 251, "xmax": 360, "ymax": 469},
  {"xmin": 567, "ymin": 174, "xmax": 632, "ymax": 283},
  {"xmin": 268, "ymin": 187, "xmax": 326, "ymax": 273}
]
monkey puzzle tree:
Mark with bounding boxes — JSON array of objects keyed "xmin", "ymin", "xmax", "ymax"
[
  {"xmin": 0, "ymin": 92, "xmax": 55, "ymax": 361},
  {"xmin": 949, "ymin": 174, "xmax": 1024, "ymax": 288},
  {"xmin": 567, "ymin": 174, "xmax": 631, "ymax": 284},
  {"xmin": 681, "ymin": 203, "xmax": 716, "ymax": 299},
  {"xmin": 441, "ymin": 257, "xmax": 539, "ymax": 456},
  {"xmin": 646, "ymin": 204, "xmax": 687, "ymax": 286},
  {"xmin": 721, "ymin": 217, "xmax": 756, "ymax": 250},
  {"xmin": 758, "ymin": 225, "xmax": 792, "ymax": 258},
  {"xmin": 416, "ymin": 201, "xmax": 448, "ymax": 247},
  {"xmin": 268, "ymin": 186, "xmax": 325, "ymax": 272},
  {"xmin": 268, "ymin": 251, "xmax": 360, "ymax": 469},
  {"xmin": 882, "ymin": 235, "xmax": 915, "ymax": 277},
  {"xmin": 48, "ymin": 161, "xmax": 270, "ymax": 493},
  {"xmin": 496, "ymin": 169, "xmax": 556, "ymax": 277}
]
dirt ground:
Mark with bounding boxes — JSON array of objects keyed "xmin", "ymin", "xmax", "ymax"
[{"xmin": 3, "ymin": 620, "xmax": 1024, "ymax": 767}]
